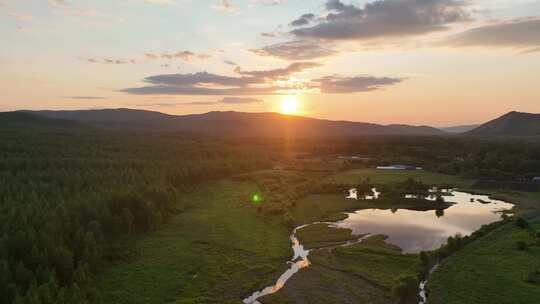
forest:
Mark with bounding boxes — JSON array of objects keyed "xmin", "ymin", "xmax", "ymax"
[
  {"xmin": 0, "ymin": 128, "xmax": 273, "ymax": 303},
  {"xmin": 1, "ymin": 124, "xmax": 540, "ymax": 303}
]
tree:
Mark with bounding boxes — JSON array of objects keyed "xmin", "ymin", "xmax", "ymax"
[
  {"xmin": 120, "ymin": 208, "xmax": 134, "ymax": 236},
  {"xmin": 0, "ymin": 260, "xmax": 15, "ymax": 303},
  {"xmin": 15, "ymin": 262, "xmax": 33, "ymax": 290},
  {"xmin": 52, "ymin": 247, "xmax": 74, "ymax": 284}
]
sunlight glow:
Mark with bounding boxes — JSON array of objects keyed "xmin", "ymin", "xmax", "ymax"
[{"xmin": 280, "ymin": 96, "xmax": 299, "ymax": 115}]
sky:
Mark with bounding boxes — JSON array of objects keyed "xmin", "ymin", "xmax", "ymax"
[{"xmin": 1, "ymin": 0, "xmax": 540, "ymax": 127}]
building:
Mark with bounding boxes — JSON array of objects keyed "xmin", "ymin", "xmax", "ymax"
[{"xmin": 376, "ymin": 164, "xmax": 422, "ymax": 170}]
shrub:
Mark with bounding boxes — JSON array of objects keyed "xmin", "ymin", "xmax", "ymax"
[
  {"xmin": 515, "ymin": 217, "xmax": 529, "ymax": 229},
  {"xmin": 392, "ymin": 275, "xmax": 419, "ymax": 303},
  {"xmin": 419, "ymin": 251, "xmax": 429, "ymax": 266},
  {"xmin": 525, "ymin": 270, "xmax": 540, "ymax": 284},
  {"xmin": 516, "ymin": 241, "xmax": 528, "ymax": 251}
]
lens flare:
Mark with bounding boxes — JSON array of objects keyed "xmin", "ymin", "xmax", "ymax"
[{"xmin": 251, "ymin": 193, "xmax": 263, "ymax": 205}]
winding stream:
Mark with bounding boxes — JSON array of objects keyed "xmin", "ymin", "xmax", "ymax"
[
  {"xmin": 242, "ymin": 189, "xmax": 513, "ymax": 304},
  {"xmin": 242, "ymin": 224, "xmax": 311, "ymax": 304}
]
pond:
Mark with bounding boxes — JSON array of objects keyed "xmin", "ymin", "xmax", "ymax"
[{"xmin": 336, "ymin": 190, "xmax": 514, "ymax": 253}]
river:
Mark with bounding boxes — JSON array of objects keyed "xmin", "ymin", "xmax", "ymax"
[{"xmin": 243, "ymin": 189, "xmax": 513, "ymax": 304}]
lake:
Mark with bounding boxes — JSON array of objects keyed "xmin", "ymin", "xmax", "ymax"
[{"xmin": 336, "ymin": 190, "xmax": 514, "ymax": 253}]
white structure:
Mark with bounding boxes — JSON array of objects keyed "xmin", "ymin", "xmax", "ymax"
[{"xmin": 376, "ymin": 164, "xmax": 422, "ymax": 170}]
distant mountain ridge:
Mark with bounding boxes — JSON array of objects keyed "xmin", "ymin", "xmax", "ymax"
[
  {"xmin": 466, "ymin": 111, "xmax": 540, "ymax": 136},
  {"xmin": 440, "ymin": 124, "xmax": 479, "ymax": 134},
  {"xmin": 0, "ymin": 111, "xmax": 81, "ymax": 129},
  {"xmin": 11, "ymin": 108, "xmax": 445, "ymax": 137}
]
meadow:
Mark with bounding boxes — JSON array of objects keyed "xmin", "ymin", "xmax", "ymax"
[
  {"xmin": 428, "ymin": 219, "xmax": 540, "ymax": 304},
  {"xmin": 96, "ymin": 181, "xmax": 291, "ymax": 304}
]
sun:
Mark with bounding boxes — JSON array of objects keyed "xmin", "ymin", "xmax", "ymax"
[{"xmin": 280, "ymin": 96, "xmax": 299, "ymax": 115}]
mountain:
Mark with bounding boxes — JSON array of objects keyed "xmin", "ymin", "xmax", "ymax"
[
  {"xmin": 16, "ymin": 108, "xmax": 445, "ymax": 137},
  {"xmin": 440, "ymin": 124, "xmax": 479, "ymax": 134},
  {"xmin": 466, "ymin": 111, "xmax": 540, "ymax": 136},
  {"xmin": 0, "ymin": 111, "xmax": 82, "ymax": 129}
]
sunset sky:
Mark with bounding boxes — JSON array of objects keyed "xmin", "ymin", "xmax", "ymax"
[{"xmin": 1, "ymin": 0, "xmax": 540, "ymax": 126}]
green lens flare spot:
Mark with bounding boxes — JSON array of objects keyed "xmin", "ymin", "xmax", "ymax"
[{"xmin": 251, "ymin": 193, "xmax": 263, "ymax": 205}]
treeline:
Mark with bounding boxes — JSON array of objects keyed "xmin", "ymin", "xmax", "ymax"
[
  {"xmin": 0, "ymin": 129, "xmax": 272, "ymax": 303},
  {"xmin": 292, "ymin": 136, "xmax": 540, "ymax": 181}
]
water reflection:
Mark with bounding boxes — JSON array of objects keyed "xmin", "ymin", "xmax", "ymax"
[
  {"xmin": 243, "ymin": 224, "xmax": 312, "ymax": 304},
  {"xmin": 337, "ymin": 190, "xmax": 513, "ymax": 253},
  {"xmin": 347, "ymin": 188, "xmax": 380, "ymax": 200}
]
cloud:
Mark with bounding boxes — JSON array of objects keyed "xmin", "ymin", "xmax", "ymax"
[
  {"xmin": 250, "ymin": 0, "xmax": 287, "ymax": 5},
  {"xmin": 313, "ymin": 75, "xmax": 403, "ymax": 93},
  {"xmin": 251, "ymin": 40, "xmax": 337, "ymax": 60},
  {"xmin": 48, "ymin": 0, "xmax": 68, "ymax": 8},
  {"xmin": 142, "ymin": 71, "xmax": 259, "ymax": 87},
  {"xmin": 179, "ymin": 101, "xmax": 218, "ymax": 105},
  {"xmin": 212, "ymin": 0, "xmax": 238, "ymax": 12},
  {"xmin": 81, "ymin": 57, "xmax": 136, "ymax": 64},
  {"xmin": 184, "ymin": 97, "xmax": 264, "ymax": 105},
  {"xmin": 219, "ymin": 97, "xmax": 264, "ymax": 104},
  {"xmin": 144, "ymin": 0, "xmax": 176, "ymax": 5},
  {"xmin": 290, "ymin": 0, "xmax": 470, "ymax": 41},
  {"xmin": 234, "ymin": 61, "xmax": 322, "ymax": 79},
  {"xmin": 122, "ymin": 61, "xmax": 321, "ymax": 95},
  {"xmin": 8, "ymin": 12, "xmax": 33, "ymax": 22},
  {"xmin": 122, "ymin": 85, "xmax": 281, "ymax": 96},
  {"xmin": 290, "ymin": 13, "xmax": 316, "ymax": 27},
  {"xmin": 443, "ymin": 18, "xmax": 540, "ymax": 52},
  {"xmin": 81, "ymin": 49, "xmax": 210, "ymax": 66},
  {"xmin": 145, "ymin": 50, "xmax": 211, "ymax": 61},
  {"xmin": 122, "ymin": 62, "xmax": 403, "ymax": 96},
  {"xmin": 63, "ymin": 96, "xmax": 107, "ymax": 100},
  {"xmin": 223, "ymin": 60, "xmax": 237, "ymax": 66},
  {"xmin": 134, "ymin": 97, "xmax": 264, "ymax": 107},
  {"xmin": 261, "ymin": 31, "xmax": 280, "ymax": 38}
]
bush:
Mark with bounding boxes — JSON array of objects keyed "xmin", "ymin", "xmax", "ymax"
[
  {"xmin": 516, "ymin": 241, "xmax": 528, "ymax": 251},
  {"xmin": 515, "ymin": 217, "xmax": 529, "ymax": 229},
  {"xmin": 525, "ymin": 270, "xmax": 540, "ymax": 284},
  {"xmin": 419, "ymin": 251, "xmax": 429, "ymax": 266},
  {"xmin": 392, "ymin": 275, "xmax": 419, "ymax": 303}
]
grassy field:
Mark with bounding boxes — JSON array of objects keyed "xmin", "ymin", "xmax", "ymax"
[
  {"xmin": 428, "ymin": 218, "xmax": 540, "ymax": 304},
  {"xmin": 261, "ymin": 235, "xmax": 420, "ymax": 304},
  {"xmin": 292, "ymin": 194, "xmax": 361, "ymax": 224},
  {"xmin": 96, "ymin": 180, "xmax": 291, "ymax": 304},
  {"xmin": 467, "ymin": 189, "xmax": 540, "ymax": 216},
  {"xmin": 324, "ymin": 168, "xmax": 474, "ymax": 188},
  {"xmin": 295, "ymin": 223, "xmax": 361, "ymax": 249},
  {"xmin": 95, "ymin": 169, "xmax": 540, "ymax": 304}
]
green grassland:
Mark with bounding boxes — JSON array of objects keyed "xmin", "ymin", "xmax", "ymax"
[
  {"xmin": 261, "ymin": 235, "xmax": 420, "ymax": 304},
  {"xmin": 95, "ymin": 168, "xmax": 540, "ymax": 304},
  {"xmin": 428, "ymin": 219, "xmax": 540, "ymax": 304},
  {"xmin": 466, "ymin": 189, "xmax": 540, "ymax": 216},
  {"xmin": 295, "ymin": 223, "xmax": 361, "ymax": 250},
  {"xmin": 324, "ymin": 169, "xmax": 474, "ymax": 188},
  {"xmin": 96, "ymin": 180, "xmax": 291, "ymax": 304}
]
